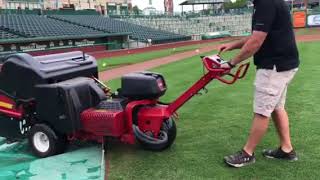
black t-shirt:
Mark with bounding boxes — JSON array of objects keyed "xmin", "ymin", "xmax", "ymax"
[{"xmin": 252, "ymin": 0, "xmax": 300, "ymax": 72}]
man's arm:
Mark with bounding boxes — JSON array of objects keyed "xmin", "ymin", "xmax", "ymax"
[
  {"xmin": 222, "ymin": 0, "xmax": 276, "ymax": 68},
  {"xmin": 230, "ymin": 37, "xmax": 250, "ymax": 49},
  {"xmin": 229, "ymin": 31, "xmax": 267, "ymax": 65},
  {"xmin": 218, "ymin": 37, "xmax": 250, "ymax": 54}
]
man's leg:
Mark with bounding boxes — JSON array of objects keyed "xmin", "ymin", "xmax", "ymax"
[
  {"xmin": 243, "ymin": 113, "xmax": 270, "ymax": 156},
  {"xmin": 224, "ymin": 69, "xmax": 274, "ymax": 167},
  {"xmin": 262, "ymin": 69, "xmax": 298, "ymax": 161},
  {"xmin": 242, "ymin": 69, "xmax": 277, "ymax": 155},
  {"xmin": 272, "ymin": 108, "xmax": 293, "ymax": 152},
  {"xmin": 271, "ymin": 72, "xmax": 295, "ymax": 153},
  {"xmin": 224, "ymin": 113, "xmax": 270, "ymax": 167},
  {"xmin": 224, "ymin": 68, "xmax": 296, "ymax": 167},
  {"xmin": 263, "ymin": 107, "xmax": 297, "ymax": 161}
]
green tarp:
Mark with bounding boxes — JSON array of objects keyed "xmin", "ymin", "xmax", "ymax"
[
  {"xmin": 201, "ymin": 31, "xmax": 232, "ymax": 40},
  {"xmin": 0, "ymin": 137, "xmax": 105, "ymax": 180}
]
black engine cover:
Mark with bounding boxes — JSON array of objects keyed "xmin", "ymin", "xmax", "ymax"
[
  {"xmin": 121, "ymin": 72, "xmax": 167, "ymax": 100},
  {"xmin": 35, "ymin": 77, "xmax": 107, "ymax": 134},
  {"xmin": 0, "ymin": 51, "xmax": 98, "ymax": 100}
]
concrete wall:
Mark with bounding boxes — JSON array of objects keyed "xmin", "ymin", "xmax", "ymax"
[
  {"xmin": 61, "ymin": 0, "xmax": 131, "ymax": 9},
  {"xmin": 0, "ymin": 0, "xmax": 131, "ymax": 13}
]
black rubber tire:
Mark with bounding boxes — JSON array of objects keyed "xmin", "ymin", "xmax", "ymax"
[
  {"xmin": 28, "ymin": 124, "xmax": 67, "ymax": 158},
  {"xmin": 136, "ymin": 118, "xmax": 177, "ymax": 151}
]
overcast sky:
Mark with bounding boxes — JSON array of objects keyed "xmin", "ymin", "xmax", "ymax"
[{"xmin": 132, "ymin": 0, "xmax": 207, "ymax": 12}]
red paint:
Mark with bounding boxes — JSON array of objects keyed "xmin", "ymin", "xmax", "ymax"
[
  {"xmin": 80, "ymin": 108, "xmax": 126, "ymax": 137},
  {"xmin": 0, "ymin": 108, "xmax": 22, "ymax": 119},
  {"xmin": 216, "ymin": 63, "xmax": 250, "ymax": 84},
  {"xmin": 137, "ymin": 105, "xmax": 170, "ymax": 137},
  {"xmin": 0, "ymin": 94, "xmax": 23, "ymax": 119},
  {"xmin": 167, "ymin": 56, "xmax": 249, "ymax": 114},
  {"xmin": 0, "ymin": 94, "xmax": 15, "ymax": 106}
]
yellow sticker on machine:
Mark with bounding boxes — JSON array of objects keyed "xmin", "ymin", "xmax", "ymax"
[{"xmin": 0, "ymin": 101, "xmax": 13, "ymax": 109}]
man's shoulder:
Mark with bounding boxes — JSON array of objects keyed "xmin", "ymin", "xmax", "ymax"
[{"xmin": 254, "ymin": 0, "xmax": 281, "ymax": 7}]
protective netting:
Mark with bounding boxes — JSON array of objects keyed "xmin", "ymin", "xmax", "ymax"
[{"xmin": 0, "ymin": 137, "xmax": 105, "ymax": 180}]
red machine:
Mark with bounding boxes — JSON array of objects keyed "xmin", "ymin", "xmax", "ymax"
[{"xmin": 0, "ymin": 52, "xmax": 249, "ymax": 157}]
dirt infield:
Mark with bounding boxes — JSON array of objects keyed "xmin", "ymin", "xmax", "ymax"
[
  {"xmin": 89, "ymin": 37, "xmax": 238, "ymax": 59},
  {"xmin": 99, "ymin": 34, "xmax": 320, "ymax": 81},
  {"xmin": 98, "ymin": 44, "xmax": 220, "ymax": 80},
  {"xmin": 296, "ymin": 34, "xmax": 320, "ymax": 42},
  {"xmin": 294, "ymin": 27, "xmax": 320, "ymax": 35}
]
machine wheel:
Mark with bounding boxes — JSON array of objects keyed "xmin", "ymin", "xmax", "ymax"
[
  {"xmin": 28, "ymin": 124, "xmax": 67, "ymax": 158},
  {"xmin": 134, "ymin": 118, "xmax": 177, "ymax": 151}
]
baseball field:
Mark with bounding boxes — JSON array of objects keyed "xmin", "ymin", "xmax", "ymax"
[
  {"xmin": 0, "ymin": 29, "xmax": 319, "ymax": 180},
  {"xmin": 103, "ymin": 39, "xmax": 320, "ymax": 179}
]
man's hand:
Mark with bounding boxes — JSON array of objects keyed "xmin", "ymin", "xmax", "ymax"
[
  {"xmin": 220, "ymin": 61, "xmax": 236, "ymax": 69},
  {"xmin": 217, "ymin": 37, "xmax": 250, "ymax": 55},
  {"xmin": 220, "ymin": 63, "xmax": 231, "ymax": 69},
  {"xmin": 218, "ymin": 43, "xmax": 234, "ymax": 55}
]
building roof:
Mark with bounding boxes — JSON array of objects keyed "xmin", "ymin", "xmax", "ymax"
[
  {"xmin": 4, "ymin": 0, "xmax": 39, "ymax": 2},
  {"xmin": 179, "ymin": 0, "xmax": 229, "ymax": 5}
]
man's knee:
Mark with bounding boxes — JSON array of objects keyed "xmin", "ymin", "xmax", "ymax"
[
  {"xmin": 254, "ymin": 113, "xmax": 270, "ymax": 120},
  {"xmin": 273, "ymin": 107, "xmax": 287, "ymax": 115}
]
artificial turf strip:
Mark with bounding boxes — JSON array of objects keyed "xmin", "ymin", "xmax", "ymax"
[
  {"xmin": 106, "ymin": 41, "xmax": 320, "ymax": 179},
  {"xmin": 97, "ymin": 42, "xmax": 222, "ymax": 72}
]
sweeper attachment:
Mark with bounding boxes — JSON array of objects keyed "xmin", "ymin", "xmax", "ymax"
[{"xmin": 0, "ymin": 52, "xmax": 249, "ymax": 158}]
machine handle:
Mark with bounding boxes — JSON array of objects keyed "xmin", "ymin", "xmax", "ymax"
[
  {"xmin": 202, "ymin": 57, "xmax": 228, "ymax": 73},
  {"xmin": 216, "ymin": 62, "xmax": 250, "ymax": 84}
]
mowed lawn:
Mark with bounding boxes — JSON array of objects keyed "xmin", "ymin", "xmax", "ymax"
[{"xmin": 106, "ymin": 41, "xmax": 320, "ymax": 179}]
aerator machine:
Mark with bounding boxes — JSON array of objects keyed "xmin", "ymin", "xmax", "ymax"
[{"xmin": 0, "ymin": 51, "xmax": 249, "ymax": 158}]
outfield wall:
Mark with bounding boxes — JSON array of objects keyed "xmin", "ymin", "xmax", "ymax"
[
  {"xmin": 307, "ymin": 14, "xmax": 320, "ymax": 27},
  {"xmin": 28, "ymin": 45, "xmax": 106, "ymax": 56},
  {"xmin": 293, "ymin": 10, "xmax": 320, "ymax": 28}
]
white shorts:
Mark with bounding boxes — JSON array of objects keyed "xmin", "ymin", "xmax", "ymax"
[{"xmin": 254, "ymin": 67, "xmax": 298, "ymax": 117}]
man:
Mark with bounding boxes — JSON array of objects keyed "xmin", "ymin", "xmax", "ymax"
[{"xmin": 219, "ymin": 0, "xmax": 300, "ymax": 168}]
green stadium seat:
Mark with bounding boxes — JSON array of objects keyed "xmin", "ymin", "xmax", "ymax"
[
  {"xmin": 0, "ymin": 14, "xmax": 104, "ymax": 38},
  {"xmin": 48, "ymin": 15, "xmax": 191, "ymax": 44},
  {"xmin": 0, "ymin": 29, "xmax": 21, "ymax": 39}
]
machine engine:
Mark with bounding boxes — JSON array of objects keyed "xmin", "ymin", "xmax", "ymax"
[{"xmin": 120, "ymin": 72, "xmax": 167, "ymax": 100}]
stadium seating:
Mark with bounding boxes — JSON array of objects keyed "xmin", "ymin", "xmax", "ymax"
[
  {"xmin": 0, "ymin": 14, "xmax": 104, "ymax": 38},
  {"xmin": 0, "ymin": 13, "xmax": 252, "ymax": 42},
  {"xmin": 48, "ymin": 15, "xmax": 191, "ymax": 44},
  {"xmin": 0, "ymin": 29, "xmax": 21, "ymax": 39},
  {"xmin": 43, "ymin": 9, "xmax": 100, "ymax": 15},
  {"xmin": 119, "ymin": 13, "xmax": 252, "ymax": 37}
]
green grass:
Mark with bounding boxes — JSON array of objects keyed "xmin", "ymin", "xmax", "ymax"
[
  {"xmin": 97, "ymin": 42, "xmax": 222, "ymax": 72},
  {"xmin": 106, "ymin": 41, "xmax": 320, "ymax": 179}
]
